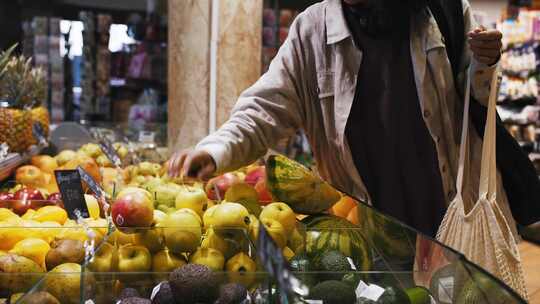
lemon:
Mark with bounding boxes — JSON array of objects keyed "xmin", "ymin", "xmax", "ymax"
[
  {"xmin": 21, "ymin": 208, "xmax": 36, "ymax": 220},
  {"xmin": 32, "ymin": 206, "xmax": 68, "ymax": 224},
  {"xmin": 9, "ymin": 238, "xmax": 50, "ymax": 270},
  {"xmin": 0, "ymin": 208, "xmax": 19, "ymax": 221}
]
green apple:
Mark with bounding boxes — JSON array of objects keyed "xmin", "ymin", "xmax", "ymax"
[
  {"xmin": 211, "ymin": 202, "xmax": 250, "ymax": 238},
  {"xmin": 248, "ymin": 214, "xmax": 260, "ymax": 243},
  {"xmin": 201, "ymin": 227, "xmax": 233, "ymax": 259},
  {"xmin": 155, "ymin": 183, "xmax": 183, "ymax": 209},
  {"xmin": 138, "ymin": 162, "xmax": 157, "ymax": 176},
  {"xmin": 203, "ymin": 204, "xmax": 220, "ymax": 229},
  {"xmin": 88, "ymin": 242, "xmax": 118, "ymax": 273},
  {"xmin": 260, "ymin": 218, "xmax": 287, "ymax": 248},
  {"xmin": 133, "ymin": 227, "xmax": 165, "ymax": 254},
  {"xmin": 175, "ymin": 186, "xmax": 208, "ymax": 218},
  {"xmin": 152, "ymin": 249, "xmax": 187, "ymax": 272},
  {"xmin": 189, "ymin": 247, "xmax": 225, "ymax": 271},
  {"xmin": 259, "ymin": 202, "xmax": 296, "ymax": 233},
  {"xmin": 79, "ymin": 143, "xmax": 103, "ymax": 158},
  {"xmin": 224, "ymin": 183, "xmax": 262, "ymax": 216},
  {"xmin": 153, "ymin": 209, "xmax": 168, "ymax": 223},
  {"xmin": 226, "ymin": 252, "xmax": 257, "ymax": 287},
  {"xmin": 152, "ymin": 249, "xmax": 187, "ymax": 281},
  {"xmin": 159, "ymin": 209, "xmax": 202, "ymax": 254},
  {"xmin": 117, "ymin": 244, "xmax": 152, "ymax": 273},
  {"xmin": 55, "ymin": 150, "xmax": 77, "ymax": 166}
]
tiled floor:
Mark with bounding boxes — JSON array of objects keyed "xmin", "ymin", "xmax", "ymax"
[{"xmin": 520, "ymin": 242, "xmax": 540, "ymax": 303}]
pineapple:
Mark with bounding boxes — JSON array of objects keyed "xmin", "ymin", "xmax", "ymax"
[
  {"xmin": 27, "ymin": 68, "xmax": 50, "ymax": 144},
  {"xmin": 0, "ymin": 51, "xmax": 35, "ymax": 152}
]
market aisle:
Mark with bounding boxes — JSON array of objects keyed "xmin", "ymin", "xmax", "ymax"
[{"xmin": 520, "ymin": 242, "xmax": 540, "ymax": 303}]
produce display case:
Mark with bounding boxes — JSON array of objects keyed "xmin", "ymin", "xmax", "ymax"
[{"xmin": 0, "ymin": 125, "xmax": 528, "ymax": 304}]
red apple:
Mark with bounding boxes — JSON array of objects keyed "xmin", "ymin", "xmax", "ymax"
[
  {"xmin": 0, "ymin": 192, "xmax": 14, "ymax": 208},
  {"xmin": 245, "ymin": 166, "xmax": 266, "ymax": 186},
  {"xmin": 205, "ymin": 173, "xmax": 240, "ymax": 201},
  {"xmin": 47, "ymin": 192, "xmax": 65, "ymax": 208},
  {"xmin": 111, "ymin": 187, "xmax": 154, "ymax": 233},
  {"xmin": 255, "ymin": 179, "xmax": 272, "ymax": 205},
  {"xmin": 12, "ymin": 188, "xmax": 46, "ymax": 215}
]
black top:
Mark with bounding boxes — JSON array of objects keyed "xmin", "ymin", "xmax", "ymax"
[{"xmin": 343, "ymin": 4, "xmax": 447, "ymax": 237}]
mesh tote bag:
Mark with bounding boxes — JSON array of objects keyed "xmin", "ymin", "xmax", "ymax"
[{"xmin": 436, "ymin": 64, "xmax": 528, "ymax": 300}]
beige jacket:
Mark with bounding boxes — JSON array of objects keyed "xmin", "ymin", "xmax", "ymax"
[{"xmin": 196, "ymin": 0, "xmax": 517, "ymax": 235}]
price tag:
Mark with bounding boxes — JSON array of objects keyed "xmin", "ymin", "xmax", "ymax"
[
  {"xmin": 355, "ymin": 280, "xmax": 369, "ymax": 299},
  {"xmin": 77, "ymin": 166, "xmax": 107, "ymax": 200},
  {"xmin": 257, "ymin": 225, "xmax": 309, "ymax": 300},
  {"xmin": 437, "ymin": 276, "xmax": 454, "ymax": 303},
  {"xmin": 32, "ymin": 122, "xmax": 47, "ymax": 147},
  {"xmin": 55, "ymin": 170, "xmax": 90, "ymax": 219},
  {"xmin": 98, "ymin": 139, "xmax": 122, "ymax": 167},
  {"xmin": 150, "ymin": 281, "xmax": 163, "ymax": 300},
  {"xmin": 358, "ymin": 284, "xmax": 385, "ymax": 301},
  {"xmin": 138, "ymin": 131, "xmax": 155, "ymax": 144}
]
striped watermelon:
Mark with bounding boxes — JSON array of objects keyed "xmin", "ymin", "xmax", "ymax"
[{"xmin": 302, "ymin": 214, "xmax": 372, "ymax": 271}]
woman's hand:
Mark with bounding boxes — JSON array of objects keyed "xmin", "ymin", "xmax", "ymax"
[
  {"xmin": 167, "ymin": 149, "xmax": 216, "ymax": 181},
  {"xmin": 468, "ymin": 27, "xmax": 503, "ymax": 66}
]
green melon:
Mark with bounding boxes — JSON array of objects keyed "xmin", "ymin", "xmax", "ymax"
[{"xmin": 302, "ymin": 214, "xmax": 372, "ymax": 271}]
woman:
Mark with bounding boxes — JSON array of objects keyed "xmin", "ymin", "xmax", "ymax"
[{"xmin": 168, "ymin": 0, "xmax": 511, "ymax": 238}]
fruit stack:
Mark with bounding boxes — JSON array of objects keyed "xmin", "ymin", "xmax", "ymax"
[{"xmin": 0, "ymin": 46, "xmax": 50, "ymax": 154}]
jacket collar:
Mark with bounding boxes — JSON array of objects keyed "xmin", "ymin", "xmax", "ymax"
[{"xmin": 325, "ymin": 0, "xmax": 352, "ymax": 45}]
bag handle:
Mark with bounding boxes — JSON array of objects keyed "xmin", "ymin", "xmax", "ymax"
[
  {"xmin": 455, "ymin": 66, "xmax": 472, "ymax": 198},
  {"xmin": 479, "ymin": 65, "xmax": 500, "ymax": 201}
]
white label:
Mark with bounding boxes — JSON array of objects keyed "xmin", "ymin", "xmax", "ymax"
[
  {"xmin": 347, "ymin": 257, "xmax": 357, "ymax": 270},
  {"xmin": 359, "ymin": 284, "xmax": 386, "ymax": 301},
  {"xmin": 150, "ymin": 282, "xmax": 163, "ymax": 300},
  {"xmin": 85, "ymin": 301, "xmax": 95, "ymax": 304},
  {"xmin": 438, "ymin": 276, "xmax": 454, "ymax": 303},
  {"xmin": 305, "ymin": 300, "xmax": 323, "ymax": 304},
  {"xmin": 355, "ymin": 280, "xmax": 369, "ymax": 299}
]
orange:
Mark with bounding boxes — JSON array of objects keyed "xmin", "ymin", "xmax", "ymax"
[
  {"xmin": 346, "ymin": 205, "xmax": 360, "ymax": 225},
  {"xmin": 332, "ymin": 196, "xmax": 357, "ymax": 218}
]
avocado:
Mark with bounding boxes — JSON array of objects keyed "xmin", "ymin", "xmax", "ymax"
[
  {"xmin": 215, "ymin": 283, "xmax": 248, "ymax": 304},
  {"xmin": 289, "ymin": 254, "xmax": 317, "ymax": 287},
  {"xmin": 169, "ymin": 264, "xmax": 219, "ymax": 304},
  {"xmin": 314, "ymin": 250, "xmax": 353, "ymax": 281},
  {"xmin": 119, "ymin": 288, "xmax": 141, "ymax": 300},
  {"xmin": 151, "ymin": 281, "xmax": 175, "ymax": 304},
  {"xmin": 120, "ymin": 297, "xmax": 152, "ymax": 304},
  {"xmin": 308, "ymin": 280, "xmax": 356, "ymax": 304},
  {"xmin": 377, "ymin": 286, "xmax": 411, "ymax": 304}
]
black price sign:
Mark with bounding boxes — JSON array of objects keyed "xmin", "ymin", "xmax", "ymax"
[
  {"xmin": 54, "ymin": 170, "xmax": 90, "ymax": 219},
  {"xmin": 98, "ymin": 139, "xmax": 122, "ymax": 167},
  {"xmin": 32, "ymin": 122, "xmax": 47, "ymax": 147},
  {"xmin": 257, "ymin": 225, "xmax": 308, "ymax": 301},
  {"xmin": 77, "ymin": 166, "xmax": 108, "ymax": 200}
]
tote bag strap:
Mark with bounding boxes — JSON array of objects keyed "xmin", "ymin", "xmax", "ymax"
[
  {"xmin": 479, "ymin": 65, "xmax": 500, "ymax": 201},
  {"xmin": 455, "ymin": 66, "xmax": 473, "ymax": 198}
]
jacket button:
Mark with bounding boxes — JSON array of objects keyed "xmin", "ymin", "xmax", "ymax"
[
  {"xmin": 423, "ymin": 110, "xmax": 431, "ymax": 118},
  {"xmin": 441, "ymin": 164, "xmax": 447, "ymax": 173}
]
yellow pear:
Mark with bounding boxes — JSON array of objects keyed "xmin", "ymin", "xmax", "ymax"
[{"xmin": 9, "ymin": 238, "xmax": 50, "ymax": 270}]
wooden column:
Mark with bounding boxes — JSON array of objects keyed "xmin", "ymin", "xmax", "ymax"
[{"xmin": 168, "ymin": 0, "xmax": 262, "ymax": 150}]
